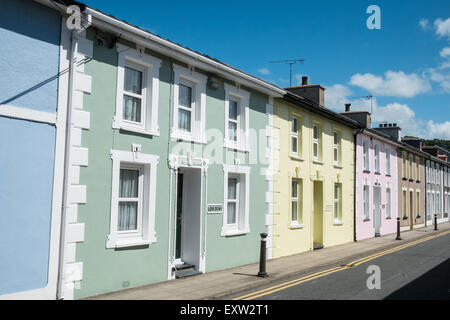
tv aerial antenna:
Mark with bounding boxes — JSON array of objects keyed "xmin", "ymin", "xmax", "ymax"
[
  {"xmin": 351, "ymin": 94, "xmax": 374, "ymax": 114},
  {"xmin": 269, "ymin": 58, "xmax": 305, "ymax": 87}
]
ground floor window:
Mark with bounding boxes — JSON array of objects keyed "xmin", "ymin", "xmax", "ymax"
[
  {"xmin": 386, "ymin": 188, "xmax": 391, "ymax": 219},
  {"xmin": 291, "ymin": 179, "xmax": 303, "ymax": 227},
  {"xmin": 363, "ymin": 185, "xmax": 370, "ymax": 220},
  {"xmin": 334, "ymin": 183, "xmax": 342, "ymax": 223}
]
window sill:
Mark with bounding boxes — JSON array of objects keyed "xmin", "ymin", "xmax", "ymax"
[
  {"xmin": 112, "ymin": 120, "xmax": 160, "ymax": 137},
  {"xmin": 375, "ymin": 172, "xmax": 381, "ymax": 175},
  {"xmin": 333, "ymin": 219, "xmax": 343, "ymax": 226},
  {"xmin": 171, "ymin": 130, "xmax": 207, "ymax": 144},
  {"xmin": 290, "ymin": 222, "xmax": 304, "ymax": 229},
  {"xmin": 290, "ymin": 155, "xmax": 305, "ymax": 162},
  {"xmin": 416, "ymin": 180, "xmax": 421, "ymax": 183},
  {"xmin": 333, "ymin": 164, "xmax": 343, "ymax": 169},
  {"xmin": 402, "ymin": 177, "xmax": 408, "ymax": 181},
  {"xmin": 363, "ymin": 218, "xmax": 371, "ymax": 222},
  {"xmin": 386, "ymin": 174, "xmax": 391, "ymax": 177},
  {"xmin": 106, "ymin": 236, "xmax": 152, "ymax": 249},
  {"xmin": 224, "ymin": 141, "xmax": 249, "ymax": 153},
  {"xmin": 221, "ymin": 227, "xmax": 250, "ymax": 237},
  {"xmin": 409, "ymin": 179, "xmax": 414, "ymax": 182},
  {"xmin": 403, "ymin": 216, "xmax": 408, "ymax": 220},
  {"xmin": 363, "ymin": 170, "xmax": 371, "ymax": 174},
  {"xmin": 312, "ymin": 160, "xmax": 324, "ymax": 165},
  {"xmin": 386, "ymin": 217, "xmax": 392, "ymax": 220}
]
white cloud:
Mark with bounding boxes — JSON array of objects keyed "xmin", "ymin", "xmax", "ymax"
[
  {"xmin": 440, "ymin": 47, "xmax": 450, "ymax": 58},
  {"xmin": 426, "ymin": 121, "xmax": 450, "ymax": 139},
  {"xmin": 349, "ymin": 71, "xmax": 431, "ymax": 98},
  {"xmin": 419, "ymin": 18, "xmax": 429, "ymax": 30},
  {"xmin": 434, "ymin": 18, "xmax": 450, "ymax": 38},
  {"xmin": 258, "ymin": 68, "xmax": 271, "ymax": 75},
  {"xmin": 324, "ymin": 83, "xmax": 449, "ymax": 139}
]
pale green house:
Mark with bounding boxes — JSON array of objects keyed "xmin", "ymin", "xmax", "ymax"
[{"xmin": 58, "ymin": 4, "xmax": 285, "ymax": 299}]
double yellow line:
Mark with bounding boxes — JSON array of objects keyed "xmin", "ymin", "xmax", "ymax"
[{"xmin": 233, "ymin": 230, "xmax": 450, "ymax": 300}]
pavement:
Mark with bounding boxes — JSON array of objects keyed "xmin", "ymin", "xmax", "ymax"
[{"xmin": 87, "ymin": 222, "xmax": 450, "ymax": 300}]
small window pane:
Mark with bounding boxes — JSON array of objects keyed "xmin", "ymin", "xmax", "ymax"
[
  {"xmin": 313, "ymin": 125, "xmax": 319, "ymax": 139},
  {"xmin": 227, "ymin": 202, "xmax": 236, "ymax": 224},
  {"xmin": 118, "ymin": 202, "xmax": 138, "ymax": 231},
  {"xmin": 228, "ymin": 178, "xmax": 237, "ymax": 200},
  {"xmin": 334, "ymin": 148, "xmax": 338, "ymax": 162},
  {"xmin": 313, "ymin": 142, "xmax": 318, "ymax": 158},
  {"xmin": 292, "ymin": 180, "xmax": 298, "ymax": 198},
  {"xmin": 292, "ymin": 117, "xmax": 298, "ymax": 133},
  {"xmin": 229, "ymin": 100, "xmax": 238, "ymax": 120},
  {"xmin": 179, "ymin": 84, "xmax": 192, "ymax": 109},
  {"xmin": 124, "ymin": 67, "xmax": 142, "ymax": 95},
  {"xmin": 119, "ymin": 169, "xmax": 139, "ymax": 198},
  {"xmin": 228, "ymin": 122, "xmax": 237, "ymax": 141},
  {"xmin": 334, "ymin": 132, "xmax": 338, "ymax": 145},
  {"xmin": 123, "ymin": 95, "xmax": 142, "ymax": 123},
  {"xmin": 291, "ymin": 201, "xmax": 298, "ymax": 221},
  {"xmin": 292, "ymin": 137, "xmax": 298, "ymax": 153},
  {"xmin": 178, "ymin": 109, "xmax": 191, "ymax": 132}
]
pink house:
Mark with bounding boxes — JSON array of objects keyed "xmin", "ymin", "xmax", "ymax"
[{"xmin": 341, "ymin": 107, "xmax": 400, "ymax": 241}]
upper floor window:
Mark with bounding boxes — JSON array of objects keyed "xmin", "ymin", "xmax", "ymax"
[
  {"xmin": 171, "ymin": 64, "xmax": 207, "ymax": 143},
  {"xmin": 333, "ymin": 131, "xmax": 341, "ymax": 165},
  {"xmin": 113, "ymin": 44, "xmax": 162, "ymax": 136},
  {"xmin": 409, "ymin": 154, "xmax": 414, "ymax": 179},
  {"xmin": 291, "ymin": 116, "xmax": 300, "ymax": 157},
  {"xmin": 402, "ymin": 153, "xmax": 407, "ymax": 178},
  {"xmin": 363, "ymin": 140, "xmax": 370, "ymax": 171},
  {"xmin": 374, "ymin": 144, "xmax": 380, "ymax": 174},
  {"xmin": 416, "ymin": 157, "xmax": 420, "ymax": 181},
  {"xmin": 385, "ymin": 146, "xmax": 391, "ymax": 175},
  {"xmin": 312, "ymin": 123, "xmax": 320, "ymax": 162},
  {"xmin": 224, "ymin": 84, "xmax": 250, "ymax": 151}
]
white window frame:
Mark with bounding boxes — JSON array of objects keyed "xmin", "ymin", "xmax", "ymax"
[
  {"xmin": 363, "ymin": 184, "xmax": 370, "ymax": 220},
  {"xmin": 107, "ymin": 149, "xmax": 159, "ymax": 249},
  {"xmin": 117, "ymin": 165, "xmax": 144, "ymax": 234},
  {"xmin": 333, "ymin": 131, "xmax": 340, "ymax": 165},
  {"xmin": 291, "ymin": 116, "xmax": 300, "ymax": 157},
  {"xmin": 385, "ymin": 146, "xmax": 391, "ymax": 175},
  {"xmin": 224, "ymin": 83, "xmax": 250, "ymax": 152},
  {"xmin": 113, "ymin": 43, "xmax": 162, "ymax": 136},
  {"xmin": 171, "ymin": 64, "xmax": 207, "ymax": 144},
  {"xmin": 222, "ymin": 164, "xmax": 250, "ymax": 237},
  {"xmin": 313, "ymin": 123, "xmax": 320, "ymax": 162},
  {"xmin": 334, "ymin": 183, "xmax": 342, "ymax": 224},
  {"xmin": 374, "ymin": 143, "xmax": 380, "ymax": 174},
  {"xmin": 363, "ymin": 139, "xmax": 370, "ymax": 171},
  {"xmin": 386, "ymin": 187, "xmax": 391, "ymax": 219},
  {"xmin": 290, "ymin": 178, "xmax": 303, "ymax": 228}
]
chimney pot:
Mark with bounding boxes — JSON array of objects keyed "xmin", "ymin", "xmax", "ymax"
[
  {"xmin": 345, "ymin": 103, "xmax": 351, "ymax": 112},
  {"xmin": 302, "ymin": 76, "xmax": 308, "ymax": 86}
]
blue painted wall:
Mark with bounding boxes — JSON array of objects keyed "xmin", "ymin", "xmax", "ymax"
[
  {"xmin": 0, "ymin": 0, "xmax": 61, "ymax": 295},
  {"xmin": 0, "ymin": 0, "xmax": 61, "ymax": 112}
]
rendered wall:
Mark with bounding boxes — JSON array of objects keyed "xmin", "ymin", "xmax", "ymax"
[
  {"xmin": 0, "ymin": 0, "xmax": 60, "ymax": 296},
  {"xmin": 272, "ymin": 98, "xmax": 355, "ymax": 259}
]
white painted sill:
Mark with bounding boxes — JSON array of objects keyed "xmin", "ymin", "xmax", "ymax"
[
  {"xmin": 290, "ymin": 155, "xmax": 304, "ymax": 162},
  {"xmin": 313, "ymin": 160, "xmax": 324, "ymax": 165},
  {"xmin": 106, "ymin": 237, "xmax": 152, "ymax": 249},
  {"xmin": 171, "ymin": 130, "xmax": 207, "ymax": 144},
  {"xmin": 333, "ymin": 219, "xmax": 343, "ymax": 226},
  {"xmin": 113, "ymin": 124, "xmax": 160, "ymax": 137},
  {"xmin": 221, "ymin": 227, "xmax": 250, "ymax": 237},
  {"xmin": 290, "ymin": 222, "xmax": 304, "ymax": 229},
  {"xmin": 333, "ymin": 164, "xmax": 343, "ymax": 169},
  {"xmin": 224, "ymin": 141, "xmax": 249, "ymax": 153}
]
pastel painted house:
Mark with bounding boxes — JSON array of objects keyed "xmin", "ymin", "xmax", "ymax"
[
  {"xmin": 54, "ymin": 3, "xmax": 285, "ymax": 299},
  {"xmin": 0, "ymin": 0, "xmax": 82, "ymax": 299},
  {"xmin": 271, "ymin": 78, "xmax": 359, "ymax": 259},
  {"xmin": 341, "ymin": 107, "xmax": 400, "ymax": 241}
]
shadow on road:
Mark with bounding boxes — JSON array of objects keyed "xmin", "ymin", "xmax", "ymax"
[{"xmin": 384, "ymin": 258, "xmax": 450, "ymax": 300}]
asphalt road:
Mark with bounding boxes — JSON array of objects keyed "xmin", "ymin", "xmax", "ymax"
[{"xmin": 247, "ymin": 233, "xmax": 450, "ymax": 300}]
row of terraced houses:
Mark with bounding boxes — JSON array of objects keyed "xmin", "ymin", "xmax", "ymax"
[{"xmin": 1, "ymin": 0, "xmax": 449, "ymax": 300}]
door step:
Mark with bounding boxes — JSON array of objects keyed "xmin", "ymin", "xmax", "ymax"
[
  {"xmin": 175, "ymin": 269, "xmax": 203, "ymax": 279},
  {"xmin": 174, "ymin": 263, "xmax": 195, "ymax": 271},
  {"xmin": 313, "ymin": 245, "xmax": 324, "ymax": 250}
]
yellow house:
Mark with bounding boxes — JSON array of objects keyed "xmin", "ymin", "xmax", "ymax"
[{"xmin": 272, "ymin": 80, "xmax": 359, "ymax": 258}]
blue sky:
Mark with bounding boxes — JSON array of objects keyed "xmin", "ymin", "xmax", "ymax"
[{"xmin": 84, "ymin": 0, "xmax": 450, "ymax": 139}]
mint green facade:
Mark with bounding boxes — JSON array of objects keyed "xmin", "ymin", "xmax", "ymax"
[{"xmin": 74, "ymin": 30, "xmax": 272, "ymax": 299}]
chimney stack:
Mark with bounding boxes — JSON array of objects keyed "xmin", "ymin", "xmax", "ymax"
[
  {"xmin": 340, "ymin": 103, "xmax": 371, "ymax": 128},
  {"xmin": 285, "ymin": 76, "xmax": 326, "ymax": 107},
  {"xmin": 374, "ymin": 123, "xmax": 402, "ymax": 142},
  {"xmin": 302, "ymin": 76, "xmax": 308, "ymax": 86}
]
